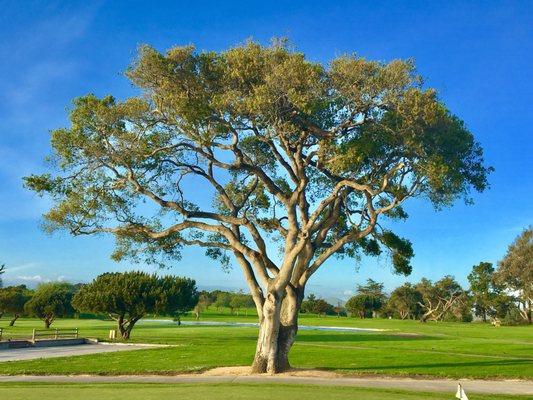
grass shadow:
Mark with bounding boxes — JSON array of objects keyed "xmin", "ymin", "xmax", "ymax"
[{"xmin": 296, "ymin": 333, "xmax": 437, "ymax": 343}]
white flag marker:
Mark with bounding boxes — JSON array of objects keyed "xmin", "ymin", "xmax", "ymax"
[{"xmin": 455, "ymin": 383, "xmax": 469, "ymax": 400}]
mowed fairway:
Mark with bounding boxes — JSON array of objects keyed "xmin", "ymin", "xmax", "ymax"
[
  {"xmin": 0, "ymin": 313, "xmax": 532, "ymax": 379},
  {"xmin": 0, "ymin": 383, "xmax": 529, "ymax": 400}
]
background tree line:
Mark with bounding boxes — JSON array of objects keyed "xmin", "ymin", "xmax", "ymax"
[
  {"xmin": 0, "ymin": 271, "xmax": 199, "ymax": 338},
  {"xmin": 0, "ymin": 227, "xmax": 530, "ymax": 336},
  {"xmin": 343, "ymin": 228, "xmax": 531, "ymax": 325}
]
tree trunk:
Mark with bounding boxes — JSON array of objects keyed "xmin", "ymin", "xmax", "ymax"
[
  {"xmin": 9, "ymin": 314, "xmax": 20, "ymax": 326},
  {"xmin": 44, "ymin": 318, "xmax": 52, "ymax": 329},
  {"xmin": 521, "ymin": 300, "xmax": 532, "ymax": 324},
  {"xmin": 118, "ymin": 325, "xmax": 131, "ymax": 339},
  {"xmin": 117, "ymin": 316, "xmax": 140, "ymax": 339},
  {"xmin": 251, "ymin": 287, "xmax": 302, "ymax": 374}
]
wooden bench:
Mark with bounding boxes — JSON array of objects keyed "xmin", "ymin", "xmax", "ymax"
[{"xmin": 32, "ymin": 328, "xmax": 79, "ymax": 341}]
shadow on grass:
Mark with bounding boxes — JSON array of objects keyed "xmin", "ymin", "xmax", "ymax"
[
  {"xmin": 296, "ymin": 333, "xmax": 437, "ymax": 343},
  {"xmin": 335, "ymin": 358, "xmax": 533, "ymax": 372}
]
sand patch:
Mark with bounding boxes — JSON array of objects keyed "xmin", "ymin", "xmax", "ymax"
[{"xmin": 202, "ymin": 366, "xmax": 341, "ymax": 378}]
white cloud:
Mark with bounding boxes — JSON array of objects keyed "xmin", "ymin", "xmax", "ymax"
[
  {"xmin": 16, "ymin": 274, "xmax": 49, "ymax": 283},
  {"xmin": 12, "ymin": 274, "xmax": 67, "ymax": 286}
]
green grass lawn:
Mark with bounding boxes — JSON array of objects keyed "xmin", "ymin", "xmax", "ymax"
[
  {"xmin": 0, "ymin": 383, "xmax": 528, "ymax": 400},
  {"xmin": 0, "ymin": 311, "xmax": 532, "ymax": 379}
]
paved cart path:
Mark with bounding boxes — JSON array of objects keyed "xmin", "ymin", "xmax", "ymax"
[
  {"xmin": 0, "ymin": 343, "xmax": 163, "ymax": 362},
  {"xmin": 0, "ymin": 374, "xmax": 531, "ymax": 395}
]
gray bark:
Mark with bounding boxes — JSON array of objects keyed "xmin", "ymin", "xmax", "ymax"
[{"xmin": 251, "ymin": 287, "xmax": 302, "ymax": 374}]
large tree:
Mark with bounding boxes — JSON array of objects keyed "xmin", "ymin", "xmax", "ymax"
[
  {"xmin": 24, "ymin": 41, "xmax": 490, "ymax": 373},
  {"xmin": 72, "ymin": 271, "xmax": 198, "ymax": 338},
  {"xmin": 496, "ymin": 228, "xmax": 532, "ymax": 324}
]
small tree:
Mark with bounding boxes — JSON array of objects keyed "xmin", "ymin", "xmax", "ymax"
[
  {"xmin": 312, "ymin": 299, "xmax": 334, "ymax": 316},
  {"xmin": 73, "ymin": 271, "xmax": 198, "ymax": 338},
  {"xmin": 193, "ymin": 291, "xmax": 213, "ymax": 319},
  {"xmin": 198, "ymin": 291, "xmax": 214, "ymax": 310},
  {"xmin": 0, "ymin": 285, "xmax": 32, "ymax": 326},
  {"xmin": 300, "ymin": 294, "xmax": 333, "ymax": 316},
  {"xmin": 301, "ymin": 294, "xmax": 318, "ymax": 314},
  {"xmin": 346, "ymin": 294, "xmax": 373, "ymax": 318},
  {"xmin": 213, "ymin": 292, "xmax": 232, "ymax": 313},
  {"xmin": 24, "ymin": 282, "xmax": 75, "ymax": 328},
  {"xmin": 229, "ymin": 292, "xmax": 243, "ymax": 315},
  {"xmin": 332, "ymin": 304, "xmax": 345, "ymax": 317},
  {"xmin": 356, "ymin": 279, "xmax": 386, "ymax": 317},
  {"xmin": 388, "ymin": 283, "xmax": 422, "ymax": 320},
  {"xmin": 496, "ymin": 228, "xmax": 532, "ymax": 324}
]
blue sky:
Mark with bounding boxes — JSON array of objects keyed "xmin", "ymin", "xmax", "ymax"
[{"xmin": 0, "ymin": 1, "xmax": 531, "ymax": 298}]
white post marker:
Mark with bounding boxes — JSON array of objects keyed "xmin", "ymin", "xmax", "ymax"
[{"xmin": 455, "ymin": 383, "xmax": 469, "ymax": 400}]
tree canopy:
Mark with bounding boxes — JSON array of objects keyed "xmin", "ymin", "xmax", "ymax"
[
  {"xmin": 468, "ymin": 262, "xmax": 501, "ymax": 322},
  {"xmin": 496, "ymin": 228, "xmax": 532, "ymax": 323},
  {"xmin": 0, "ymin": 285, "xmax": 32, "ymax": 326},
  {"xmin": 301, "ymin": 294, "xmax": 334, "ymax": 316},
  {"xmin": 72, "ymin": 271, "xmax": 198, "ymax": 338},
  {"xmin": 24, "ymin": 282, "xmax": 75, "ymax": 328},
  {"xmin": 345, "ymin": 294, "xmax": 373, "ymax": 318},
  {"xmin": 416, "ymin": 276, "xmax": 466, "ymax": 322},
  {"xmin": 387, "ymin": 282, "xmax": 422, "ymax": 320},
  {"xmin": 24, "ymin": 40, "xmax": 491, "ymax": 373}
]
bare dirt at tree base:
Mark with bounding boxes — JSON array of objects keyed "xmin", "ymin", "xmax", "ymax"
[{"xmin": 202, "ymin": 366, "xmax": 341, "ymax": 378}]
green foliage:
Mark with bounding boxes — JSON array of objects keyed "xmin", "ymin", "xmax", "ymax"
[
  {"xmin": 351, "ymin": 279, "xmax": 387, "ymax": 317},
  {"xmin": 0, "ymin": 285, "xmax": 32, "ymax": 313},
  {"xmin": 387, "ymin": 283, "xmax": 422, "ymax": 320},
  {"xmin": 213, "ymin": 292, "xmax": 232, "ymax": 311},
  {"xmin": 345, "ymin": 294, "xmax": 374, "ymax": 318},
  {"xmin": 467, "ymin": 262, "xmax": 501, "ymax": 322},
  {"xmin": 72, "ymin": 271, "xmax": 198, "ymax": 338},
  {"xmin": 228, "ymin": 291, "xmax": 255, "ymax": 315},
  {"xmin": 24, "ymin": 282, "xmax": 75, "ymax": 328},
  {"xmin": 301, "ymin": 294, "xmax": 334, "ymax": 316},
  {"xmin": 0, "ymin": 285, "xmax": 33, "ymax": 325},
  {"xmin": 300, "ymin": 293, "xmax": 317, "ymax": 313},
  {"xmin": 415, "ymin": 276, "xmax": 468, "ymax": 322},
  {"xmin": 496, "ymin": 227, "xmax": 532, "ymax": 323},
  {"xmin": 379, "ymin": 232, "xmax": 414, "ymax": 275},
  {"xmin": 496, "ymin": 228, "xmax": 533, "ymax": 293},
  {"xmin": 23, "ymin": 40, "xmax": 491, "ymax": 281}
]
